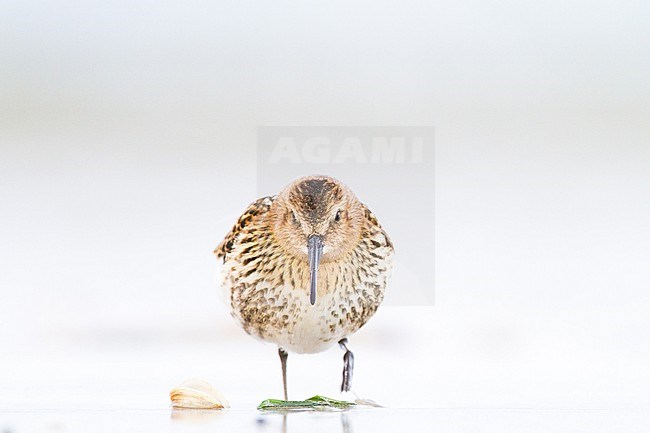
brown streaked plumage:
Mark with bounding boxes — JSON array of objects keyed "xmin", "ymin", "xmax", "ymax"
[{"xmin": 214, "ymin": 175, "xmax": 393, "ymax": 399}]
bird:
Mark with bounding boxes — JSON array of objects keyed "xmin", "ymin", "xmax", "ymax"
[{"xmin": 214, "ymin": 175, "xmax": 393, "ymax": 400}]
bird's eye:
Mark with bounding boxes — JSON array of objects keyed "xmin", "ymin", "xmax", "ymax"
[
  {"xmin": 334, "ymin": 210, "xmax": 342, "ymax": 222},
  {"xmin": 290, "ymin": 211, "xmax": 299, "ymax": 225}
]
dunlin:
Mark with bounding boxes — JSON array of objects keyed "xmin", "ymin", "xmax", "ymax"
[{"xmin": 215, "ymin": 175, "xmax": 393, "ymax": 399}]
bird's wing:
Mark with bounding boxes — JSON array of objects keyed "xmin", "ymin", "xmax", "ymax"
[
  {"xmin": 214, "ymin": 195, "xmax": 275, "ymax": 263},
  {"xmin": 362, "ymin": 204, "xmax": 394, "ymax": 251}
]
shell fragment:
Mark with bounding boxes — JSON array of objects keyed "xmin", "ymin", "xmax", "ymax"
[{"xmin": 170, "ymin": 378, "xmax": 230, "ymax": 409}]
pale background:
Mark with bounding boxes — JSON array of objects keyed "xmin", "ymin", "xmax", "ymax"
[{"xmin": 1, "ymin": 0, "xmax": 649, "ymax": 428}]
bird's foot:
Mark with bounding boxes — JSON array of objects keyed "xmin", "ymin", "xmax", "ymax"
[{"xmin": 339, "ymin": 390, "xmax": 383, "ymax": 408}]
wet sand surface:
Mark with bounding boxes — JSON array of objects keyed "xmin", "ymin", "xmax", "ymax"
[{"xmin": 2, "ymin": 408, "xmax": 649, "ymax": 433}]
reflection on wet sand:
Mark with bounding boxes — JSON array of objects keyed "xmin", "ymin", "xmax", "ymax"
[
  {"xmin": 264, "ymin": 412, "xmax": 352, "ymax": 433},
  {"xmin": 171, "ymin": 409, "xmax": 353, "ymax": 433},
  {"xmin": 170, "ymin": 408, "xmax": 225, "ymax": 423}
]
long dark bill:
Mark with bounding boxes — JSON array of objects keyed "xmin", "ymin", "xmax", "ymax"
[{"xmin": 307, "ymin": 234, "xmax": 324, "ymax": 305}]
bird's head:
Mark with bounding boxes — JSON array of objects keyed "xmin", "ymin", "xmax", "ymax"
[{"xmin": 271, "ymin": 175, "xmax": 365, "ymax": 304}]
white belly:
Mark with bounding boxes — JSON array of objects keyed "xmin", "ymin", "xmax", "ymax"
[{"xmin": 266, "ymin": 290, "xmax": 346, "ymax": 354}]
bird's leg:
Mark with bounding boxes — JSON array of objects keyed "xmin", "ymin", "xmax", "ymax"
[
  {"xmin": 278, "ymin": 347, "xmax": 289, "ymax": 401},
  {"xmin": 338, "ymin": 338, "xmax": 355, "ymax": 392}
]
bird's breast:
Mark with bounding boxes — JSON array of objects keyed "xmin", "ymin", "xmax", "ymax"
[{"xmin": 222, "ymin": 225, "xmax": 393, "ymax": 354}]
